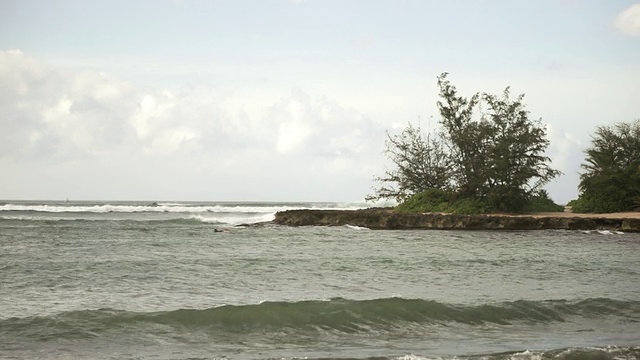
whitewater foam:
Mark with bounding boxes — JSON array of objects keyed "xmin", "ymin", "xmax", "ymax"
[
  {"xmin": 345, "ymin": 224, "xmax": 370, "ymax": 230},
  {"xmin": 0, "ymin": 202, "xmax": 367, "ymax": 214},
  {"xmin": 0, "ymin": 201, "xmax": 369, "ymax": 226}
]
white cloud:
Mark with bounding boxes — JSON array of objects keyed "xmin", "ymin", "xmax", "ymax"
[
  {"xmin": 0, "ymin": 51, "xmax": 250, "ymax": 160},
  {"xmin": 271, "ymin": 91, "xmax": 313, "ymax": 154},
  {"xmin": 0, "ymin": 50, "xmax": 385, "ymax": 201},
  {"xmin": 545, "ymin": 124, "xmax": 587, "ymax": 204},
  {"xmin": 614, "ymin": 3, "xmax": 640, "ymax": 37},
  {"xmin": 267, "ymin": 89, "xmax": 379, "ymax": 159}
]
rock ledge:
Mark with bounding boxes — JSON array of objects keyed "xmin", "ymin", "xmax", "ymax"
[{"xmin": 273, "ymin": 208, "xmax": 640, "ymax": 232}]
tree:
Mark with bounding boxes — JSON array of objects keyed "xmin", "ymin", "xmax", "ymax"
[
  {"xmin": 436, "ymin": 73, "xmax": 483, "ymax": 198},
  {"xmin": 366, "ymin": 122, "xmax": 451, "ymax": 202},
  {"xmin": 435, "ymin": 73, "xmax": 560, "ymax": 211},
  {"xmin": 573, "ymin": 120, "xmax": 640, "ymax": 213},
  {"xmin": 479, "ymin": 88, "xmax": 561, "ymax": 211},
  {"xmin": 369, "ymin": 73, "xmax": 561, "ymax": 213}
]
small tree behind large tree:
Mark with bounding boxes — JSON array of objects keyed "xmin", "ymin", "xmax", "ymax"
[
  {"xmin": 573, "ymin": 120, "xmax": 640, "ymax": 213},
  {"xmin": 366, "ymin": 122, "xmax": 451, "ymax": 202},
  {"xmin": 436, "ymin": 73, "xmax": 483, "ymax": 198}
]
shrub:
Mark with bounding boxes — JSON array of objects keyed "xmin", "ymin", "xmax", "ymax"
[
  {"xmin": 395, "ymin": 188, "xmax": 453, "ymax": 213},
  {"xmin": 396, "ymin": 189, "xmax": 563, "ymax": 214},
  {"xmin": 523, "ymin": 190, "xmax": 564, "ymax": 212},
  {"xmin": 448, "ymin": 197, "xmax": 493, "ymax": 214}
]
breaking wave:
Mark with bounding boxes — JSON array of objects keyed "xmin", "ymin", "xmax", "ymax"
[
  {"xmin": 389, "ymin": 347, "xmax": 640, "ymax": 360},
  {"xmin": 0, "ymin": 201, "xmax": 369, "ymax": 225},
  {"xmin": 0, "ymin": 202, "xmax": 365, "ymax": 214},
  {"xmin": 3, "ymin": 297, "xmax": 638, "ymax": 340}
]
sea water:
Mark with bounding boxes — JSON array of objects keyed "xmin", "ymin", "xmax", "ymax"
[{"xmin": 1, "ymin": 200, "xmax": 639, "ymax": 360}]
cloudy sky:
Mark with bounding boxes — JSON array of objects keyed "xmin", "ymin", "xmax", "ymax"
[{"xmin": 1, "ymin": 0, "xmax": 639, "ymax": 203}]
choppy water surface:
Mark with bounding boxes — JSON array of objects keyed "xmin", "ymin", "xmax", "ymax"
[{"xmin": 1, "ymin": 201, "xmax": 639, "ymax": 360}]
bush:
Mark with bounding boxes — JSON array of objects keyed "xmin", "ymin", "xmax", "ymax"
[
  {"xmin": 396, "ymin": 189, "xmax": 563, "ymax": 214},
  {"xmin": 395, "ymin": 189, "xmax": 492, "ymax": 214},
  {"xmin": 448, "ymin": 197, "xmax": 493, "ymax": 214},
  {"xmin": 570, "ymin": 192, "xmax": 638, "ymax": 213},
  {"xmin": 523, "ymin": 191, "xmax": 564, "ymax": 212},
  {"xmin": 395, "ymin": 188, "xmax": 453, "ymax": 213}
]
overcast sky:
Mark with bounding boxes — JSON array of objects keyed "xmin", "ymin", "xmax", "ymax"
[{"xmin": 1, "ymin": 0, "xmax": 639, "ymax": 203}]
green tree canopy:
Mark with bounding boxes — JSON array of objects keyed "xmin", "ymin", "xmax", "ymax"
[
  {"xmin": 365, "ymin": 122, "xmax": 451, "ymax": 202},
  {"xmin": 369, "ymin": 73, "xmax": 561, "ymax": 213},
  {"xmin": 478, "ymin": 88, "xmax": 560, "ymax": 211},
  {"xmin": 572, "ymin": 120, "xmax": 640, "ymax": 213}
]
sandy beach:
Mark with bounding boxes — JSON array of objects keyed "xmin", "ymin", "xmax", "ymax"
[{"xmin": 499, "ymin": 211, "xmax": 640, "ymax": 219}]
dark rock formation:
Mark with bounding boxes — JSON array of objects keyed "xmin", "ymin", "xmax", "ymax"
[{"xmin": 273, "ymin": 208, "xmax": 640, "ymax": 232}]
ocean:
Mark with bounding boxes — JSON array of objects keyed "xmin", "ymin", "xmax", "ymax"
[{"xmin": 1, "ymin": 200, "xmax": 639, "ymax": 360}]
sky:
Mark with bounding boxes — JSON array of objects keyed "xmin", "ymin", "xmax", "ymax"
[{"xmin": 1, "ymin": 0, "xmax": 639, "ymax": 203}]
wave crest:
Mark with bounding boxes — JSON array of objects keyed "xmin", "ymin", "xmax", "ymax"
[
  {"xmin": 0, "ymin": 202, "xmax": 366, "ymax": 214},
  {"xmin": 3, "ymin": 297, "xmax": 638, "ymax": 340}
]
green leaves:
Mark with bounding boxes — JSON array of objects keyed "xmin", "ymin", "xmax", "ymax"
[
  {"xmin": 369, "ymin": 73, "xmax": 562, "ymax": 213},
  {"xmin": 435, "ymin": 73, "xmax": 560, "ymax": 212},
  {"xmin": 366, "ymin": 122, "xmax": 452, "ymax": 202},
  {"xmin": 477, "ymin": 88, "xmax": 560, "ymax": 211},
  {"xmin": 574, "ymin": 120, "xmax": 640, "ymax": 213}
]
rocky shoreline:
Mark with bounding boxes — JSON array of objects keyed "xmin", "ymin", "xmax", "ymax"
[{"xmin": 273, "ymin": 208, "xmax": 640, "ymax": 232}]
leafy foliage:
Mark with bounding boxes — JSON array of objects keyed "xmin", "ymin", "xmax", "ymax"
[
  {"xmin": 435, "ymin": 73, "xmax": 482, "ymax": 198},
  {"xmin": 480, "ymin": 90, "xmax": 560, "ymax": 211},
  {"xmin": 523, "ymin": 190, "xmax": 564, "ymax": 212},
  {"xmin": 573, "ymin": 120, "xmax": 640, "ymax": 213},
  {"xmin": 396, "ymin": 188, "xmax": 562, "ymax": 214},
  {"xmin": 369, "ymin": 73, "xmax": 561, "ymax": 213},
  {"xmin": 394, "ymin": 188, "xmax": 453, "ymax": 213},
  {"xmin": 365, "ymin": 123, "xmax": 451, "ymax": 202}
]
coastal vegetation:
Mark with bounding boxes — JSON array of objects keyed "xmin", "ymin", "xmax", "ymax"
[
  {"xmin": 570, "ymin": 120, "xmax": 640, "ymax": 213},
  {"xmin": 367, "ymin": 73, "xmax": 562, "ymax": 214}
]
